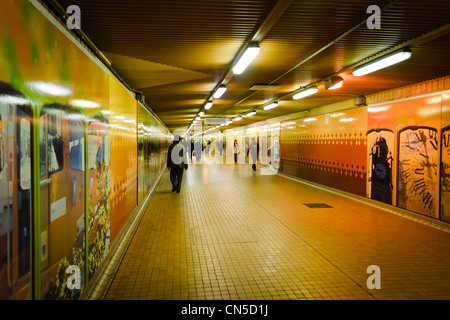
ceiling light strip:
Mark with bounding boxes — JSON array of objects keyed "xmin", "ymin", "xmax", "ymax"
[
  {"xmin": 214, "ymin": 0, "xmax": 403, "ymax": 119},
  {"xmin": 293, "ymin": 87, "xmax": 318, "ymax": 100},
  {"xmin": 232, "ymin": 42, "xmax": 260, "ymax": 75},
  {"xmin": 353, "ymin": 47, "xmax": 412, "ymax": 76},
  {"xmin": 213, "ymin": 85, "xmax": 227, "ymax": 99},
  {"xmin": 263, "ymin": 102, "xmax": 278, "ymax": 110}
]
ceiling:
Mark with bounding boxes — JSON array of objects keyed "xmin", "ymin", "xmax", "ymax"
[{"xmin": 55, "ymin": 0, "xmax": 450, "ymax": 132}]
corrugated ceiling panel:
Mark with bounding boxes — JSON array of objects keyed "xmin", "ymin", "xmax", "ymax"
[{"xmin": 54, "ymin": 0, "xmax": 450, "ymax": 131}]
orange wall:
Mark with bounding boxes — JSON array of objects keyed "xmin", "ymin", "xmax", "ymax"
[
  {"xmin": 280, "ymin": 91, "xmax": 449, "ymax": 221},
  {"xmin": 281, "ymin": 108, "xmax": 368, "ymax": 196}
]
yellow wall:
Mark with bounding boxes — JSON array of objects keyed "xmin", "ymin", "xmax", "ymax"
[{"xmin": 108, "ymin": 78, "xmax": 137, "ymax": 243}]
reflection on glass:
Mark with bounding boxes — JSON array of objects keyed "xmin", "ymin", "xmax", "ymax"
[
  {"xmin": 88, "ymin": 116, "xmax": 110, "ymax": 280},
  {"xmin": 20, "ymin": 119, "xmax": 31, "ymax": 190},
  {"xmin": 40, "ymin": 104, "xmax": 86, "ymax": 300},
  {"xmin": 69, "ymin": 118, "xmax": 84, "ymax": 171},
  {"xmin": 47, "ymin": 111, "xmax": 63, "ymax": 175},
  {"xmin": 0, "ymin": 83, "xmax": 32, "ymax": 299}
]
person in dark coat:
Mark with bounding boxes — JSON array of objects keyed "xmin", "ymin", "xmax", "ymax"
[{"xmin": 167, "ymin": 135, "xmax": 188, "ymax": 193}]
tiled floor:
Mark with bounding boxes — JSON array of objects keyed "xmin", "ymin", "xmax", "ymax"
[{"xmin": 105, "ymin": 162, "xmax": 450, "ymax": 300}]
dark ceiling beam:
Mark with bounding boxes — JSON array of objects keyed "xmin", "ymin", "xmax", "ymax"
[{"xmin": 250, "ymin": 0, "xmax": 294, "ymax": 42}]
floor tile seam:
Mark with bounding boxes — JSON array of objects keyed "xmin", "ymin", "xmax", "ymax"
[{"xmin": 225, "ymin": 178, "xmax": 378, "ymax": 300}]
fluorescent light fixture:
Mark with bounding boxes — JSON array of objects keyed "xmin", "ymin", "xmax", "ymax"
[
  {"xmin": 195, "ymin": 116, "xmax": 200, "ymax": 120},
  {"xmin": 353, "ymin": 48, "xmax": 412, "ymax": 76},
  {"xmin": 234, "ymin": 116, "xmax": 243, "ymax": 121},
  {"xmin": 325, "ymin": 76, "xmax": 343, "ymax": 90},
  {"xmin": 199, "ymin": 111, "xmax": 205, "ymax": 116},
  {"xmin": 233, "ymin": 42, "xmax": 260, "ymax": 74},
  {"xmin": 263, "ymin": 102, "xmax": 278, "ymax": 110},
  {"xmin": 213, "ymin": 85, "xmax": 227, "ymax": 99},
  {"xmin": 193, "ymin": 120, "xmax": 197, "ymax": 124},
  {"xmin": 293, "ymin": 87, "xmax": 318, "ymax": 100},
  {"xmin": 226, "ymin": 120, "xmax": 233, "ymax": 125},
  {"xmin": 205, "ymin": 101, "xmax": 213, "ymax": 110},
  {"xmin": 246, "ymin": 110, "xmax": 256, "ymax": 117}
]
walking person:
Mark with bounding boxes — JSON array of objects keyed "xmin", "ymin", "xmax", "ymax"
[
  {"xmin": 249, "ymin": 137, "xmax": 258, "ymax": 171},
  {"xmin": 167, "ymin": 135, "xmax": 188, "ymax": 193},
  {"xmin": 194, "ymin": 139, "xmax": 202, "ymax": 162},
  {"xmin": 205, "ymin": 140, "xmax": 211, "ymax": 156},
  {"xmin": 218, "ymin": 139, "xmax": 223, "ymax": 157},
  {"xmin": 233, "ymin": 139, "xmax": 239, "ymax": 164},
  {"xmin": 182, "ymin": 138, "xmax": 190, "ymax": 160}
]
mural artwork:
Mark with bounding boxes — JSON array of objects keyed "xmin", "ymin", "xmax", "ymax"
[
  {"xmin": 367, "ymin": 129, "xmax": 394, "ymax": 205},
  {"xmin": 397, "ymin": 127, "xmax": 439, "ymax": 217}
]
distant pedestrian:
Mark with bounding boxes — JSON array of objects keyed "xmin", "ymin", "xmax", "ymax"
[
  {"xmin": 167, "ymin": 135, "xmax": 188, "ymax": 193},
  {"xmin": 205, "ymin": 140, "xmax": 211, "ymax": 156},
  {"xmin": 218, "ymin": 139, "xmax": 223, "ymax": 157},
  {"xmin": 194, "ymin": 139, "xmax": 203, "ymax": 162},
  {"xmin": 249, "ymin": 137, "xmax": 258, "ymax": 171},
  {"xmin": 233, "ymin": 140, "xmax": 239, "ymax": 164}
]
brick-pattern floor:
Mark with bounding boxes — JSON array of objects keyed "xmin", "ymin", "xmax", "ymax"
[{"xmin": 105, "ymin": 164, "xmax": 450, "ymax": 300}]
